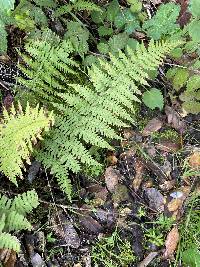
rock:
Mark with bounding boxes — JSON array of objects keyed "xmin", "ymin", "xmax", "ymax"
[
  {"xmin": 112, "ymin": 185, "xmax": 129, "ymax": 206},
  {"xmin": 31, "ymin": 253, "xmax": 46, "ymax": 267},
  {"xmin": 28, "ymin": 161, "xmax": 41, "ymax": 183},
  {"xmin": 145, "ymin": 188, "xmax": 165, "ymax": 212},
  {"xmin": 63, "ymin": 222, "xmax": 81, "ymax": 248},
  {"xmin": 79, "ymin": 214, "xmax": 103, "ymax": 234},
  {"xmin": 104, "ymin": 166, "xmax": 120, "ymax": 193}
]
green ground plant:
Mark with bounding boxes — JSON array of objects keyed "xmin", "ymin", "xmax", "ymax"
[
  {"xmin": 0, "ymin": 190, "xmax": 39, "ymax": 252},
  {"xmin": 176, "ymin": 193, "xmax": 200, "ymax": 266},
  {"xmin": 91, "ymin": 229, "xmax": 135, "ymax": 267},
  {"xmin": 18, "ymin": 37, "xmax": 180, "ymax": 200},
  {"xmin": 0, "ymin": 102, "xmax": 54, "ymax": 185}
]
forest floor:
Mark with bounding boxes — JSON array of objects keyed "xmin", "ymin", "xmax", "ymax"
[{"xmin": 0, "ymin": 0, "xmax": 200, "ymax": 266}]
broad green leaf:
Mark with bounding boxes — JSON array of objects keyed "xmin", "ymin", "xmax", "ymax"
[
  {"xmin": 1, "ymin": 0, "xmax": 15, "ymax": 12},
  {"xmin": 130, "ymin": 1, "xmax": 142, "ymax": 13},
  {"xmin": 97, "ymin": 42, "xmax": 109, "ymax": 54},
  {"xmin": 108, "ymin": 32, "xmax": 129, "ymax": 53},
  {"xmin": 189, "ymin": 0, "xmax": 200, "ymax": 18},
  {"xmin": 142, "ymin": 88, "xmax": 164, "ymax": 110},
  {"xmin": 188, "ymin": 19, "xmax": 200, "ymax": 42},
  {"xmin": 172, "ymin": 68, "xmax": 189, "ymax": 90},
  {"xmin": 91, "ymin": 8, "xmax": 106, "ymax": 24},
  {"xmin": 106, "ymin": 0, "xmax": 120, "ymax": 22},
  {"xmin": 182, "ymin": 248, "xmax": 200, "ymax": 267},
  {"xmin": 98, "ymin": 26, "xmax": 113, "ymax": 37}
]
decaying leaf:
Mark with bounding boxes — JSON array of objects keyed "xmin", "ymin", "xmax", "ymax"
[
  {"xmin": 156, "ymin": 141, "xmax": 180, "ymax": 152},
  {"xmin": 132, "ymin": 159, "xmax": 145, "ymax": 191},
  {"xmin": 188, "ymin": 150, "xmax": 200, "ymax": 169},
  {"xmin": 165, "ymin": 105, "xmax": 186, "ymax": 133},
  {"xmin": 167, "ymin": 198, "xmax": 183, "ymax": 212},
  {"xmin": 0, "ymin": 249, "xmax": 16, "ymax": 267},
  {"xmin": 163, "ymin": 227, "xmax": 179, "ymax": 259},
  {"xmin": 142, "ymin": 118, "xmax": 163, "ymax": 136}
]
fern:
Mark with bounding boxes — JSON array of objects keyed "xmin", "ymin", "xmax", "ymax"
[
  {"xmin": 0, "ymin": 102, "xmax": 54, "ymax": 185},
  {"xmin": 0, "ymin": 190, "xmax": 39, "ymax": 252},
  {"xmin": 0, "ymin": 233, "xmax": 20, "ymax": 252},
  {"xmin": 18, "ymin": 39, "xmax": 180, "ymax": 200},
  {"xmin": 11, "ymin": 190, "xmax": 39, "ymax": 215},
  {"xmin": 142, "ymin": 3, "xmax": 181, "ymax": 40},
  {"xmin": 54, "ymin": 0, "xmax": 100, "ymax": 17}
]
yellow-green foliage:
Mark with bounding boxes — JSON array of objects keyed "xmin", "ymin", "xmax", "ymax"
[
  {"xmin": 0, "ymin": 190, "xmax": 39, "ymax": 252},
  {"xmin": 166, "ymin": 65, "xmax": 200, "ymax": 114},
  {"xmin": 19, "ymin": 38, "xmax": 180, "ymax": 200},
  {"xmin": 0, "ymin": 102, "xmax": 54, "ymax": 185}
]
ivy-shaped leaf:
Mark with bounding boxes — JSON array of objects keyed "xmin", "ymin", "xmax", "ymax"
[
  {"xmin": 189, "ymin": 0, "xmax": 200, "ymax": 18},
  {"xmin": 106, "ymin": 0, "xmax": 120, "ymax": 22},
  {"xmin": 188, "ymin": 19, "xmax": 200, "ymax": 42},
  {"xmin": 98, "ymin": 26, "xmax": 113, "ymax": 37},
  {"xmin": 108, "ymin": 32, "xmax": 129, "ymax": 54},
  {"xmin": 1, "ymin": 0, "xmax": 15, "ymax": 13},
  {"xmin": 114, "ymin": 9, "xmax": 140, "ymax": 34},
  {"xmin": 142, "ymin": 88, "xmax": 164, "ymax": 110}
]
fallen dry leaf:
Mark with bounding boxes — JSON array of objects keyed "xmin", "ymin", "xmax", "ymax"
[
  {"xmin": 156, "ymin": 141, "xmax": 180, "ymax": 153},
  {"xmin": 0, "ymin": 249, "xmax": 16, "ymax": 267},
  {"xmin": 132, "ymin": 159, "xmax": 145, "ymax": 191},
  {"xmin": 188, "ymin": 150, "xmax": 200, "ymax": 169},
  {"xmin": 165, "ymin": 106, "xmax": 186, "ymax": 133},
  {"xmin": 142, "ymin": 118, "xmax": 163, "ymax": 136},
  {"xmin": 107, "ymin": 153, "xmax": 118, "ymax": 165},
  {"xmin": 104, "ymin": 166, "xmax": 120, "ymax": 193},
  {"xmin": 167, "ymin": 198, "xmax": 183, "ymax": 212},
  {"xmin": 138, "ymin": 252, "xmax": 158, "ymax": 267},
  {"xmin": 123, "ymin": 128, "xmax": 136, "ymax": 139},
  {"xmin": 163, "ymin": 227, "xmax": 179, "ymax": 259}
]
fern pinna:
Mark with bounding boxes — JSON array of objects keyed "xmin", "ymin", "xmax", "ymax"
[
  {"xmin": 18, "ymin": 38, "xmax": 180, "ymax": 200},
  {"xmin": 0, "ymin": 102, "xmax": 54, "ymax": 185},
  {"xmin": 0, "ymin": 190, "xmax": 39, "ymax": 252}
]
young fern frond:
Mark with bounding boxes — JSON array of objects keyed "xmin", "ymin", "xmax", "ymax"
[
  {"xmin": 0, "ymin": 233, "xmax": 20, "ymax": 252},
  {"xmin": 19, "ymin": 39, "xmax": 180, "ymax": 200},
  {"xmin": 0, "ymin": 102, "xmax": 54, "ymax": 184},
  {"xmin": 11, "ymin": 190, "xmax": 39, "ymax": 216},
  {"xmin": 0, "ymin": 190, "xmax": 39, "ymax": 252},
  {"xmin": 6, "ymin": 211, "xmax": 32, "ymax": 232},
  {"xmin": 54, "ymin": 0, "xmax": 100, "ymax": 17}
]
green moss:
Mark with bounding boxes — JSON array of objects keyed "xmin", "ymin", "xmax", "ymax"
[{"xmin": 152, "ymin": 129, "xmax": 179, "ymax": 142}]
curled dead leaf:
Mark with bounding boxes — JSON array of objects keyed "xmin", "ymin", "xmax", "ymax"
[
  {"xmin": 142, "ymin": 118, "xmax": 163, "ymax": 136},
  {"xmin": 132, "ymin": 160, "xmax": 145, "ymax": 191},
  {"xmin": 167, "ymin": 198, "xmax": 183, "ymax": 212},
  {"xmin": 165, "ymin": 106, "xmax": 186, "ymax": 133},
  {"xmin": 188, "ymin": 150, "xmax": 200, "ymax": 170},
  {"xmin": 163, "ymin": 227, "xmax": 179, "ymax": 259}
]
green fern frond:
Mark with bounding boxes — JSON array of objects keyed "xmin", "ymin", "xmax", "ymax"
[
  {"xmin": 0, "ymin": 102, "xmax": 54, "ymax": 184},
  {"xmin": 0, "ymin": 233, "xmax": 20, "ymax": 252},
  {"xmin": 0, "ymin": 194, "xmax": 12, "ymax": 211},
  {"xmin": 19, "ymin": 39, "xmax": 180, "ymax": 200},
  {"xmin": 11, "ymin": 190, "xmax": 39, "ymax": 216},
  {"xmin": 6, "ymin": 211, "xmax": 32, "ymax": 232},
  {"xmin": 0, "ymin": 214, "xmax": 6, "ymax": 232},
  {"xmin": 55, "ymin": 0, "xmax": 100, "ymax": 17},
  {"xmin": 0, "ymin": 190, "xmax": 39, "ymax": 252}
]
